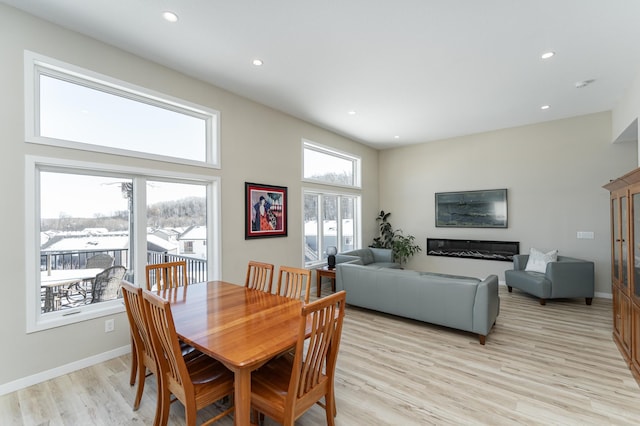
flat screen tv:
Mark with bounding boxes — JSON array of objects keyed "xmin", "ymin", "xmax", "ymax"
[{"xmin": 435, "ymin": 189, "xmax": 507, "ymax": 228}]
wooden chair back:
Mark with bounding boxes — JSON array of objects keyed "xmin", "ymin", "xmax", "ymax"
[
  {"xmin": 142, "ymin": 290, "xmax": 192, "ymax": 402},
  {"xmin": 292, "ymin": 291, "xmax": 346, "ymax": 404},
  {"xmin": 251, "ymin": 291, "xmax": 347, "ymax": 425},
  {"xmin": 120, "ymin": 280, "xmax": 157, "ymax": 410},
  {"xmin": 245, "ymin": 261, "xmax": 274, "ymax": 293},
  {"xmin": 142, "ymin": 290, "xmax": 234, "ymax": 425},
  {"xmin": 276, "ymin": 266, "xmax": 312, "ymax": 304},
  {"xmin": 145, "ymin": 260, "xmax": 188, "ymax": 291}
]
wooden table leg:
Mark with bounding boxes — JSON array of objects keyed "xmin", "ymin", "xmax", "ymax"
[
  {"xmin": 233, "ymin": 367, "xmax": 252, "ymax": 426},
  {"xmin": 316, "ymin": 271, "xmax": 322, "ymax": 297}
]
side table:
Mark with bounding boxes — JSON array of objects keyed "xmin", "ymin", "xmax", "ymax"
[{"xmin": 316, "ymin": 266, "xmax": 336, "ymax": 297}]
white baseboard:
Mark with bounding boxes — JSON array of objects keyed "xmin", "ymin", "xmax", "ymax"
[{"xmin": 0, "ymin": 345, "xmax": 131, "ymax": 397}]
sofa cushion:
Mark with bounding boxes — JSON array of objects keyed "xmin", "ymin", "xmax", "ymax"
[
  {"xmin": 374, "ymin": 262, "xmax": 402, "ymax": 269},
  {"xmin": 524, "ymin": 248, "xmax": 558, "ymax": 273},
  {"xmin": 505, "ymin": 269, "xmax": 551, "ymax": 298},
  {"xmin": 419, "ymin": 272, "xmax": 480, "ymax": 283}
]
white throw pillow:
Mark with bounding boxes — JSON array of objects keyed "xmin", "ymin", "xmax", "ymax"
[{"xmin": 524, "ymin": 248, "xmax": 558, "ymax": 274}]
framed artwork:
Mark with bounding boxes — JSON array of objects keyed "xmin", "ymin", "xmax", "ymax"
[
  {"xmin": 435, "ymin": 188, "xmax": 508, "ymax": 228},
  {"xmin": 245, "ymin": 182, "xmax": 288, "ymax": 239}
]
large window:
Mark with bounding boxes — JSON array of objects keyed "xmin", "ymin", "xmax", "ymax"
[
  {"xmin": 302, "ymin": 140, "xmax": 361, "ymax": 267},
  {"xmin": 25, "ymin": 51, "xmax": 220, "ymax": 167},
  {"xmin": 303, "ymin": 140, "xmax": 361, "ymax": 187},
  {"xmin": 26, "ymin": 157, "xmax": 220, "ymax": 332},
  {"xmin": 24, "ymin": 53, "xmax": 222, "ymax": 332},
  {"xmin": 304, "ymin": 192, "xmax": 359, "ymax": 266}
]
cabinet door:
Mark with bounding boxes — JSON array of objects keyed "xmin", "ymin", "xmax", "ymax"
[
  {"xmin": 622, "ymin": 194, "xmax": 629, "ymax": 293},
  {"xmin": 613, "ymin": 288, "xmax": 623, "ymax": 341},
  {"xmin": 632, "ymin": 191, "xmax": 640, "ymax": 304},
  {"xmin": 621, "ymin": 291, "xmax": 632, "ymax": 356},
  {"xmin": 611, "ymin": 191, "xmax": 629, "ymax": 292},
  {"xmin": 612, "ymin": 195, "xmax": 621, "ymax": 286},
  {"xmin": 632, "ymin": 303, "xmax": 640, "ymax": 376}
]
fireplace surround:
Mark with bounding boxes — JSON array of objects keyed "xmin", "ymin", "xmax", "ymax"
[{"xmin": 427, "ymin": 238, "xmax": 519, "ymax": 262}]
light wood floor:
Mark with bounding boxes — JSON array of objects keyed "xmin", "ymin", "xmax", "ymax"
[{"xmin": 3, "ymin": 285, "xmax": 640, "ymax": 425}]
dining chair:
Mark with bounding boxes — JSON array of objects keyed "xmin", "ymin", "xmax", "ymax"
[
  {"xmin": 245, "ymin": 261, "xmax": 274, "ymax": 293},
  {"xmin": 142, "ymin": 290, "xmax": 234, "ymax": 426},
  {"xmin": 121, "ymin": 280, "xmax": 160, "ymax": 412},
  {"xmin": 145, "ymin": 260, "xmax": 188, "ymax": 291},
  {"xmin": 276, "ymin": 266, "xmax": 312, "ymax": 303},
  {"xmin": 250, "ymin": 290, "xmax": 347, "ymax": 426}
]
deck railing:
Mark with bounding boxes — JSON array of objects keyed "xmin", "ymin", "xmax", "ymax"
[{"xmin": 41, "ymin": 249, "xmax": 208, "ymax": 283}]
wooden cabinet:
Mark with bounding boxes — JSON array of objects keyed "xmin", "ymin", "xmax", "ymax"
[{"xmin": 605, "ymin": 168, "xmax": 640, "ymax": 385}]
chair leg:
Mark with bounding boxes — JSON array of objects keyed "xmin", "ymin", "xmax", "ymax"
[
  {"xmin": 539, "ymin": 298, "xmax": 546, "ymax": 306},
  {"xmin": 325, "ymin": 392, "xmax": 336, "ymax": 426},
  {"xmin": 478, "ymin": 334, "xmax": 486, "ymax": 345},
  {"xmin": 507, "ymin": 286, "xmax": 512, "ymax": 292},
  {"xmin": 157, "ymin": 378, "xmax": 170, "ymax": 426},
  {"xmin": 129, "ymin": 338, "xmax": 137, "ymax": 386},
  {"xmin": 133, "ymin": 364, "xmax": 146, "ymax": 410},
  {"xmin": 185, "ymin": 402, "xmax": 198, "ymax": 426},
  {"xmin": 586, "ymin": 297, "xmax": 593, "ymax": 305}
]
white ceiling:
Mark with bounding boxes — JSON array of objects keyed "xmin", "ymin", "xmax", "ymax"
[{"xmin": 4, "ymin": 0, "xmax": 640, "ymax": 149}]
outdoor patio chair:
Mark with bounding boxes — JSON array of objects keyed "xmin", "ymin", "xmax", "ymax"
[{"xmin": 86, "ymin": 253, "xmax": 114, "ymax": 269}]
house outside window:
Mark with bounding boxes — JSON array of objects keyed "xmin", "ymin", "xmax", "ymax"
[{"xmin": 302, "ymin": 140, "xmax": 361, "ymax": 267}]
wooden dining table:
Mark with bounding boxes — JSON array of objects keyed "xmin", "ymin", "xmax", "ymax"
[{"xmin": 156, "ymin": 280, "xmax": 304, "ymax": 426}]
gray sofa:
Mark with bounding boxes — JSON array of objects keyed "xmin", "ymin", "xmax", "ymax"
[
  {"xmin": 335, "ymin": 247, "xmax": 401, "ymax": 269},
  {"xmin": 505, "ymin": 254, "xmax": 594, "ymax": 305},
  {"xmin": 335, "ymin": 262, "xmax": 500, "ymax": 344}
]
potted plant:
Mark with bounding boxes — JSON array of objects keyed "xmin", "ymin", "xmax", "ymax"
[{"xmin": 370, "ymin": 210, "xmax": 422, "ymax": 265}]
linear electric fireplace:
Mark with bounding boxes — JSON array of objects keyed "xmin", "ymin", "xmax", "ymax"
[{"xmin": 427, "ymin": 238, "xmax": 519, "ymax": 262}]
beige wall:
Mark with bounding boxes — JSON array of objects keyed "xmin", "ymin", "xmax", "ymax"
[
  {"xmin": 612, "ymin": 69, "xmax": 640, "ymax": 153},
  {"xmin": 379, "ymin": 112, "xmax": 637, "ymax": 294},
  {"xmin": 0, "ymin": 5, "xmax": 379, "ymax": 389}
]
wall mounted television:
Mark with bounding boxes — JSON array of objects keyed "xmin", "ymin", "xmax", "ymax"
[{"xmin": 435, "ymin": 189, "xmax": 508, "ymax": 228}]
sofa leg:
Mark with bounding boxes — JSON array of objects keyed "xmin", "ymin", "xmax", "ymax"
[
  {"xmin": 539, "ymin": 298, "xmax": 546, "ymax": 306},
  {"xmin": 586, "ymin": 297, "xmax": 593, "ymax": 305},
  {"xmin": 507, "ymin": 286, "xmax": 512, "ymax": 293},
  {"xmin": 478, "ymin": 335, "xmax": 486, "ymax": 345}
]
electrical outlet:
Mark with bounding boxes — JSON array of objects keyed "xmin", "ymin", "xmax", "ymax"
[{"xmin": 105, "ymin": 319, "xmax": 115, "ymax": 333}]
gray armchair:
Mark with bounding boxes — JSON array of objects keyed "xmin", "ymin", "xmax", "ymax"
[
  {"xmin": 504, "ymin": 255, "xmax": 594, "ymax": 305},
  {"xmin": 335, "ymin": 248, "xmax": 401, "ymax": 269}
]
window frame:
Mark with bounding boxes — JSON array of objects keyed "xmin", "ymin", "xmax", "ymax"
[
  {"xmin": 24, "ymin": 50, "xmax": 220, "ymax": 168},
  {"xmin": 302, "ymin": 140, "xmax": 361, "ymax": 189},
  {"xmin": 25, "ymin": 155, "xmax": 221, "ymax": 333},
  {"xmin": 303, "ymin": 189, "xmax": 361, "ymax": 268}
]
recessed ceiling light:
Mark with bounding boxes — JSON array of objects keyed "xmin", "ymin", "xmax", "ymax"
[
  {"xmin": 162, "ymin": 11, "xmax": 179, "ymax": 23},
  {"xmin": 347, "ymin": 110, "xmax": 356, "ymax": 115},
  {"xmin": 541, "ymin": 51, "xmax": 555, "ymax": 59},
  {"xmin": 252, "ymin": 59, "xmax": 263, "ymax": 66},
  {"xmin": 541, "ymin": 105, "xmax": 550, "ymax": 110}
]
